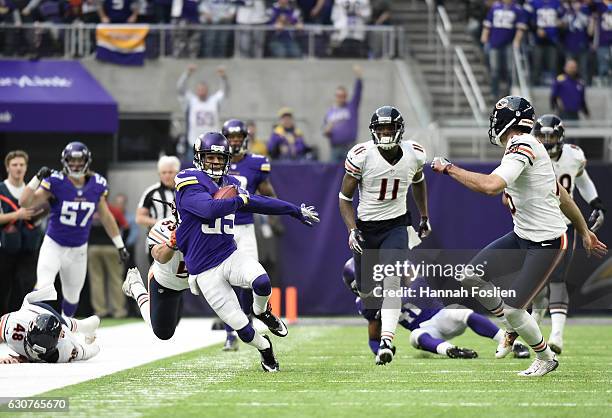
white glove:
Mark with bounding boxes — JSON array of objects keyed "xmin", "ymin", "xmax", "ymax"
[
  {"xmin": 188, "ymin": 275, "xmax": 200, "ymax": 295},
  {"xmin": 299, "ymin": 203, "xmax": 320, "ymax": 226},
  {"xmin": 349, "ymin": 228, "xmax": 364, "ymax": 254}
]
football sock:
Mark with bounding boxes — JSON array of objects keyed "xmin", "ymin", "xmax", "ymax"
[
  {"xmin": 236, "ymin": 324, "xmax": 270, "ymax": 350},
  {"xmin": 549, "ymin": 282, "xmax": 569, "ymax": 338},
  {"xmin": 61, "ymin": 300, "xmax": 78, "ymax": 317},
  {"xmin": 504, "ymin": 308, "xmax": 554, "ymax": 360},
  {"xmin": 63, "ymin": 316, "xmax": 99, "ymax": 334},
  {"xmin": 368, "ymin": 339, "xmax": 380, "ymax": 355},
  {"xmin": 530, "ymin": 288, "xmax": 548, "ymax": 325},
  {"xmin": 131, "ymin": 282, "xmax": 151, "ymax": 326},
  {"xmin": 251, "ymin": 274, "xmax": 271, "ymax": 316},
  {"xmin": 416, "ymin": 332, "xmax": 449, "ymax": 355},
  {"xmin": 466, "ymin": 312, "xmax": 501, "ymax": 339},
  {"xmin": 380, "ymin": 276, "xmax": 401, "ymax": 341},
  {"xmin": 224, "ymin": 323, "xmax": 234, "ymax": 335}
]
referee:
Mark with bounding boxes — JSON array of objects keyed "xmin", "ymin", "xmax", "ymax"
[{"xmin": 136, "ymin": 155, "xmax": 180, "ymax": 229}]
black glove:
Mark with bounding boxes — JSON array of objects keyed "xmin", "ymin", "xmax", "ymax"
[
  {"xmin": 589, "ymin": 198, "xmax": 606, "ymax": 232},
  {"xmin": 118, "ymin": 247, "xmax": 130, "ymax": 264},
  {"xmin": 36, "ymin": 166, "xmax": 52, "ymax": 180}
]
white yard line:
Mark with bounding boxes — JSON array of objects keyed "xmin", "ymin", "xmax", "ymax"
[{"xmin": 0, "ymin": 319, "xmax": 225, "ymax": 398}]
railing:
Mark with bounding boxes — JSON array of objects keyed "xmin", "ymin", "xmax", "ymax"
[
  {"xmin": 512, "ymin": 46, "xmax": 531, "ymax": 100},
  {"xmin": 0, "ymin": 23, "xmax": 402, "ymax": 60}
]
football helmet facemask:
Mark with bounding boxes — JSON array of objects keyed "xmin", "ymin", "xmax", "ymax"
[
  {"xmin": 24, "ymin": 314, "xmax": 61, "ymax": 362},
  {"xmin": 193, "ymin": 132, "xmax": 231, "ymax": 179},
  {"xmin": 222, "ymin": 119, "xmax": 249, "ymax": 156},
  {"xmin": 533, "ymin": 114, "xmax": 565, "ymax": 158},
  {"xmin": 369, "ymin": 106, "xmax": 404, "ymax": 150},
  {"xmin": 61, "ymin": 141, "xmax": 91, "ymax": 179}
]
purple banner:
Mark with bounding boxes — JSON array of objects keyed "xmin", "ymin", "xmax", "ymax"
[
  {"xmin": 183, "ymin": 162, "xmax": 612, "ymax": 316},
  {"xmin": 0, "ymin": 60, "xmax": 118, "ymax": 133}
]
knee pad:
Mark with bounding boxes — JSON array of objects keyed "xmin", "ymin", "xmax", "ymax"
[
  {"xmin": 410, "ymin": 328, "xmax": 426, "ymax": 349},
  {"xmin": 236, "ymin": 324, "xmax": 256, "ymax": 343},
  {"xmin": 251, "ymin": 274, "xmax": 271, "ymax": 296}
]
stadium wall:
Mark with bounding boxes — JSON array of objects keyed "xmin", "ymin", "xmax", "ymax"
[{"xmin": 82, "ymin": 58, "xmax": 429, "ymax": 162}]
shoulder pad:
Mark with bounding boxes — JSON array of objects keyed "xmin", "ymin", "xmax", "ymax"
[
  {"xmin": 567, "ymin": 144, "xmax": 587, "ymax": 163},
  {"xmin": 345, "ymin": 142, "xmax": 369, "ymax": 179},
  {"xmin": 407, "ymin": 140, "xmax": 427, "ymax": 168},
  {"xmin": 175, "ymin": 169, "xmax": 202, "ymax": 191},
  {"xmin": 250, "ymin": 153, "xmax": 266, "ymax": 159}
]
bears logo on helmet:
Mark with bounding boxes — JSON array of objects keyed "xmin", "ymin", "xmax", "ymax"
[{"xmin": 488, "ymin": 96, "xmax": 535, "ymax": 147}]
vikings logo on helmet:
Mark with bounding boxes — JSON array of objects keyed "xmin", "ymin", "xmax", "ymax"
[
  {"xmin": 222, "ymin": 119, "xmax": 249, "ymax": 156},
  {"xmin": 193, "ymin": 132, "xmax": 232, "ymax": 179},
  {"xmin": 61, "ymin": 141, "xmax": 91, "ymax": 178}
]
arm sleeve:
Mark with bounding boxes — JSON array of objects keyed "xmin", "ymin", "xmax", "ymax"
[
  {"xmin": 350, "ymin": 78, "xmax": 363, "ymax": 108},
  {"xmin": 491, "ymin": 158, "xmax": 526, "ymax": 186},
  {"xmin": 177, "ymin": 185, "xmax": 244, "ymax": 221},
  {"xmin": 239, "ymin": 194, "xmax": 301, "ymax": 217},
  {"xmin": 575, "ymin": 169, "xmax": 599, "ymax": 203}
]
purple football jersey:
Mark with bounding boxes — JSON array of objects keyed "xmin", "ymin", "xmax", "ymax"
[
  {"xmin": 483, "ymin": 2, "xmax": 528, "ymax": 48},
  {"xmin": 175, "ymin": 168, "xmax": 242, "ymax": 275},
  {"xmin": 40, "ymin": 172, "xmax": 108, "ymax": 247},
  {"xmin": 525, "ymin": 0, "xmax": 565, "ymax": 44},
  {"xmin": 596, "ymin": 1, "xmax": 612, "ymax": 47},
  {"xmin": 227, "ymin": 154, "xmax": 271, "ymax": 225}
]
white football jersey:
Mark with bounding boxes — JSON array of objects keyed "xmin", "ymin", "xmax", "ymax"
[
  {"xmin": 185, "ymin": 91, "xmax": 224, "ymax": 146},
  {"xmin": 345, "ymin": 140, "xmax": 426, "ymax": 222},
  {"xmin": 492, "ymin": 134, "xmax": 567, "ymax": 242},
  {"xmin": 147, "ymin": 217, "xmax": 189, "ymax": 291},
  {"xmin": 0, "ymin": 303, "xmax": 98, "ymax": 363},
  {"xmin": 552, "ymin": 144, "xmax": 587, "ymax": 224}
]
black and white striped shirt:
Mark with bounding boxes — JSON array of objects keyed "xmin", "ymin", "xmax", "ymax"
[{"xmin": 137, "ymin": 182, "xmax": 175, "ymax": 221}]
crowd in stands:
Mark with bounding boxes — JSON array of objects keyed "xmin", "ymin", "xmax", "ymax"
[
  {"xmin": 462, "ymin": 0, "xmax": 612, "ymax": 96},
  {"xmin": 0, "ymin": 0, "xmax": 394, "ymax": 58}
]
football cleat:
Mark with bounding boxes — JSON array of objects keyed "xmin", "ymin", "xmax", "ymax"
[
  {"xmin": 259, "ymin": 335, "xmax": 279, "ymax": 372},
  {"xmin": 548, "ymin": 336, "xmax": 563, "ymax": 355},
  {"xmin": 376, "ymin": 339, "xmax": 396, "ymax": 365},
  {"xmin": 496, "ymin": 331, "xmax": 519, "ymax": 359},
  {"xmin": 446, "ymin": 346, "xmax": 478, "ymax": 359},
  {"xmin": 512, "ymin": 342, "xmax": 531, "ymax": 359},
  {"xmin": 253, "ymin": 304, "xmax": 288, "ymax": 337},
  {"xmin": 222, "ymin": 334, "xmax": 239, "ymax": 352},
  {"xmin": 211, "ymin": 318, "xmax": 225, "ymax": 330},
  {"xmin": 122, "ymin": 267, "xmax": 142, "ymax": 299},
  {"xmin": 517, "ymin": 357, "xmax": 559, "ymax": 377}
]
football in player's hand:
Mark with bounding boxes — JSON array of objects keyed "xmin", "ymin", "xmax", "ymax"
[{"xmin": 213, "ymin": 185, "xmax": 238, "ymax": 200}]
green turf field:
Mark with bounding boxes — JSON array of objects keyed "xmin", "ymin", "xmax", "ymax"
[{"xmin": 42, "ymin": 323, "xmax": 612, "ymax": 418}]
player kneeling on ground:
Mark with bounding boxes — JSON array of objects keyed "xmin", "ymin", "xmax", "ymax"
[
  {"xmin": 0, "ymin": 291, "xmax": 100, "ymax": 364},
  {"xmin": 342, "ymin": 259, "xmax": 529, "ymax": 360}
]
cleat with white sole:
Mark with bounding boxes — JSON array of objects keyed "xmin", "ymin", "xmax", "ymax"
[
  {"xmin": 376, "ymin": 339, "xmax": 395, "ymax": 365},
  {"xmin": 254, "ymin": 303, "xmax": 288, "ymax": 337},
  {"xmin": 496, "ymin": 331, "xmax": 519, "ymax": 359},
  {"xmin": 517, "ymin": 357, "xmax": 559, "ymax": 377},
  {"xmin": 222, "ymin": 334, "xmax": 239, "ymax": 352},
  {"xmin": 259, "ymin": 335, "xmax": 279, "ymax": 372},
  {"xmin": 122, "ymin": 267, "xmax": 143, "ymax": 299}
]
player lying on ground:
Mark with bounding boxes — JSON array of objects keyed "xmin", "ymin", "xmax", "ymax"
[
  {"xmin": 342, "ymin": 259, "xmax": 530, "ymax": 361},
  {"xmin": 431, "ymin": 95, "xmax": 607, "ymax": 377},
  {"xmin": 0, "ymin": 289, "xmax": 100, "ymax": 364},
  {"xmin": 529, "ymin": 114, "xmax": 606, "ymax": 355},
  {"xmin": 126, "ymin": 132, "xmax": 319, "ymax": 372},
  {"xmin": 338, "ymin": 106, "xmax": 431, "ymax": 366},
  {"xmin": 19, "ymin": 142, "xmax": 130, "ymax": 317}
]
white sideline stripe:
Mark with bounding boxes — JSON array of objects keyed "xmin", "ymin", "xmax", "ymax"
[{"xmin": 0, "ymin": 319, "xmax": 225, "ymax": 397}]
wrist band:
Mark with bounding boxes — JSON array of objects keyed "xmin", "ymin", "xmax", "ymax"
[
  {"xmin": 111, "ymin": 235, "xmax": 125, "ymax": 249},
  {"xmin": 339, "ymin": 192, "xmax": 353, "ymax": 202}
]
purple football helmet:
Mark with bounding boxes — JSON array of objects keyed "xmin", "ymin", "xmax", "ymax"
[
  {"xmin": 61, "ymin": 141, "xmax": 91, "ymax": 178},
  {"xmin": 222, "ymin": 119, "xmax": 249, "ymax": 155},
  {"xmin": 193, "ymin": 132, "xmax": 231, "ymax": 179}
]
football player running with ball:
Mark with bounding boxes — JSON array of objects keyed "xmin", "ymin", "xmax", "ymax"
[
  {"xmin": 339, "ymin": 106, "xmax": 431, "ymax": 366},
  {"xmin": 431, "ymin": 96, "xmax": 607, "ymax": 376},
  {"xmin": 19, "ymin": 142, "xmax": 130, "ymax": 317},
  {"xmin": 173, "ymin": 132, "xmax": 319, "ymax": 372},
  {"xmin": 530, "ymin": 114, "xmax": 606, "ymax": 354}
]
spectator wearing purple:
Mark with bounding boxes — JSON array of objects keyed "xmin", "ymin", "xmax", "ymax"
[
  {"xmin": 551, "ymin": 58, "xmax": 589, "ymax": 121},
  {"xmin": 268, "ymin": 108, "xmax": 308, "ymax": 160},
  {"xmin": 525, "ymin": 0, "xmax": 565, "ymax": 85},
  {"xmin": 561, "ymin": 1, "xmax": 592, "ymax": 85},
  {"xmin": 268, "ymin": 0, "xmax": 303, "ymax": 58},
  {"xmin": 594, "ymin": 0, "xmax": 612, "ymax": 85},
  {"xmin": 481, "ymin": 0, "xmax": 527, "ymax": 98},
  {"xmin": 323, "ymin": 65, "xmax": 363, "ymax": 162},
  {"xmin": 99, "ymin": 0, "xmax": 138, "ymax": 22}
]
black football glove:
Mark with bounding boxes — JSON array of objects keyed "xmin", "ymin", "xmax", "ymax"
[
  {"xmin": 418, "ymin": 216, "xmax": 432, "ymax": 238},
  {"xmin": 118, "ymin": 247, "xmax": 130, "ymax": 265},
  {"xmin": 36, "ymin": 166, "xmax": 52, "ymax": 180},
  {"xmin": 589, "ymin": 197, "xmax": 606, "ymax": 232}
]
